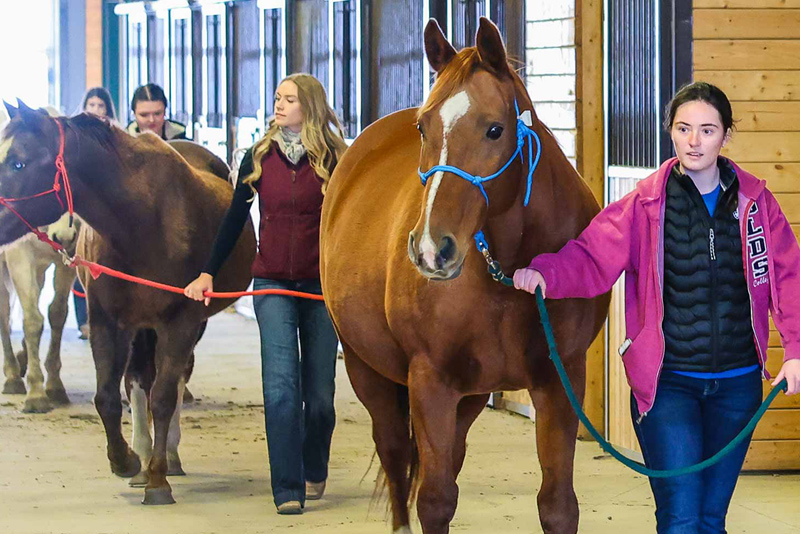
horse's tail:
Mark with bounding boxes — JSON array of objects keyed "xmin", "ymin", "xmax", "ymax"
[{"xmin": 367, "ymin": 384, "xmax": 421, "ymax": 519}]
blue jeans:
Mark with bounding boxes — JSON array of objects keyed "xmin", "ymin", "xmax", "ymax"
[
  {"xmin": 630, "ymin": 370, "xmax": 762, "ymax": 534},
  {"xmin": 253, "ymin": 278, "xmax": 338, "ymax": 507}
]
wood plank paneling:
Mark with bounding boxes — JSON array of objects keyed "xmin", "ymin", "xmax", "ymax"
[
  {"xmin": 753, "ymin": 409, "xmax": 800, "ymax": 440},
  {"xmin": 695, "ymin": 40, "xmax": 800, "ymax": 70},
  {"xmin": 697, "ymin": 71, "xmax": 800, "ymax": 101},
  {"xmin": 733, "ymin": 102, "xmax": 800, "ymax": 132},
  {"xmin": 762, "ymin": 382, "xmax": 800, "ymax": 408},
  {"xmin": 744, "ymin": 440, "xmax": 800, "ymax": 471},
  {"xmin": 721, "ymin": 132, "xmax": 800, "ymax": 162},
  {"xmin": 740, "ymin": 163, "xmax": 800, "ymax": 192},
  {"xmin": 695, "ymin": 0, "xmax": 800, "ymax": 8},
  {"xmin": 694, "ymin": 9, "xmax": 800, "ymax": 39},
  {"xmin": 771, "ymin": 193, "xmax": 800, "ymax": 223}
]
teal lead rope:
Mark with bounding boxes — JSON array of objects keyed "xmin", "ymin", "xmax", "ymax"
[{"xmin": 475, "ymin": 241, "xmax": 788, "ymax": 478}]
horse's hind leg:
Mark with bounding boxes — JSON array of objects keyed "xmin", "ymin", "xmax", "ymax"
[
  {"xmin": 408, "ymin": 358, "xmax": 461, "ymax": 534},
  {"xmin": 0, "ymin": 259, "xmax": 25, "ymax": 395},
  {"xmin": 7, "ymin": 250, "xmax": 50, "ymax": 413},
  {"xmin": 344, "ymin": 347, "xmax": 414, "ymax": 532},
  {"xmin": 143, "ymin": 321, "xmax": 202, "ymax": 505},
  {"xmin": 528, "ymin": 354, "xmax": 585, "ymax": 534},
  {"xmin": 44, "ymin": 262, "xmax": 74, "ymax": 405}
]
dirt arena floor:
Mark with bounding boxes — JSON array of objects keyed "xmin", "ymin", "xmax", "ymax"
[{"xmin": 1, "ymin": 311, "xmax": 798, "ymax": 533}]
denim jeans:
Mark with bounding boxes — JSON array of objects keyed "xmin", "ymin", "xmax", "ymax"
[
  {"xmin": 630, "ymin": 370, "xmax": 762, "ymax": 534},
  {"xmin": 73, "ymin": 278, "xmax": 87, "ymax": 327},
  {"xmin": 253, "ymin": 278, "xmax": 338, "ymax": 507}
]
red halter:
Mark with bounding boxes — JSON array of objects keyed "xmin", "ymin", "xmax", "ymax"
[{"xmin": 0, "ymin": 118, "xmax": 75, "ymax": 252}]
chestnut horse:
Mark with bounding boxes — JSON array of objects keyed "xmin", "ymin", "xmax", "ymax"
[
  {"xmin": 321, "ymin": 19, "xmax": 609, "ymax": 534},
  {"xmin": 0, "ymin": 105, "xmax": 255, "ymax": 505}
]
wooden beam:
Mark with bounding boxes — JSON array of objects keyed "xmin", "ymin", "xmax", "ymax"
[
  {"xmin": 740, "ymin": 163, "xmax": 800, "ymax": 193},
  {"xmin": 695, "ymin": 40, "xmax": 800, "ymax": 71},
  {"xmin": 732, "ymin": 102, "xmax": 800, "ymax": 132},
  {"xmin": 744, "ymin": 440, "xmax": 800, "ymax": 471},
  {"xmin": 694, "ymin": 9, "xmax": 800, "ymax": 39},
  {"xmin": 721, "ymin": 131, "xmax": 800, "ymax": 162},
  {"xmin": 695, "ymin": 0, "xmax": 800, "ymax": 7},
  {"xmin": 575, "ymin": 0, "xmax": 605, "ymax": 440},
  {"xmin": 85, "ymin": 0, "xmax": 103, "ymax": 88}
]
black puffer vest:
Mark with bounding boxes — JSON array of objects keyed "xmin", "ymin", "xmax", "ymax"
[{"xmin": 662, "ymin": 160, "xmax": 759, "ymax": 372}]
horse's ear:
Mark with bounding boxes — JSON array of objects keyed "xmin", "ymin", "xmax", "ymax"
[
  {"xmin": 424, "ymin": 18, "xmax": 457, "ymax": 74},
  {"xmin": 16, "ymin": 100, "xmax": 47, "ymax": 124},
  {"xmin": 476, "ymin": 17, "xmax": 508, "ymax": 74},
  {"xmin": 4, "ymin": 100, "xmax": 19, "ymax": 120}
]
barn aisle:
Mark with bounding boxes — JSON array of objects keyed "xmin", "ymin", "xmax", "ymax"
[{"xmin": 1, "ymin": 311, "xmax": 798, "ymax": 533}]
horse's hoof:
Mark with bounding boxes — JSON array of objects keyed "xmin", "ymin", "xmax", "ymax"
[
  {"xmin": 111, "ymin": 451, "xmax": 141, "ymax": 478},
  {"xmin": 129, "ymin": 470, "xmax": 149, "ymax": 487},
  {"xmin": 142, "ymin": 487, "xmax": 176, "ymax": 505},
  {"xmin": 167, "ymin": 460, "xmax": 186, "ymax": 477},
  {"xmin": 183, "ymin": 386, "xmax": 195, "ymax": 404},
  {"xmin": 46, "ymin": 387, "xmax": 70, "ymax": 405},
  {"xmin": 2, "ymin": 378, "xmax": 26, "ymax": 395},
  {"xmin": 22, "ymin": 396, "xmax": 52, "ymax": 414}
]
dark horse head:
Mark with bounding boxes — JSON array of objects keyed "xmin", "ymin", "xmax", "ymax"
[
  {"xmin": 0, "ymin": 102, "xmax": 75, "ymax": 247},
  {"xmin": 408, "ymin": 18, "xmax": 538, "ymax": 280}
]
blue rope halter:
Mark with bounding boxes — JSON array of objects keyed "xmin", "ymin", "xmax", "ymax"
[{"xmin": 417, "ymin": 100, "xmax": 542, "ymax": 208}]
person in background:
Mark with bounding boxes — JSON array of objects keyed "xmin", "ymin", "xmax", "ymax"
[
  {"xmin": 513, "ymin": 81, "xmax": 800, "ymax": 534},
  {"xmin": 184, "ymin": 73, "xmax": 347, "ymax": 515},
  {"xmin": 126, "ymin": 83, "xmax": 188, "ymax": 141},
  {"xmin": 72, "ymin": 86, "xmax": 118, "ymax": 339}
]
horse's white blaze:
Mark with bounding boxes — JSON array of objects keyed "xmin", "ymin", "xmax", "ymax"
[
  {"xmin": 0, "ymin": 136, "xmax": 13, "ymax": 164},
  {"xmin": 420, "ymin": 91, "xmax": 471, "ymax": 270},
  {"xmin": 130, "ymin": 381, "xmax": 153, "ymax": 466}
]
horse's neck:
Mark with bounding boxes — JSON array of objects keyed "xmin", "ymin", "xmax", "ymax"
[{"xmin": 72, "ymin": 134, "xmax": 187, "ymax": 253}]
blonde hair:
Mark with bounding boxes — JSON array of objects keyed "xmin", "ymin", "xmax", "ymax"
[{"xmin": 244, "ymin": 73, "xmax": 348, "ymax": 194}]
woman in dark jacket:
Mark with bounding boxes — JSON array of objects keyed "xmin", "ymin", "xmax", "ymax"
[{"xmin": 185, "ymin": 73, "xmax": 347, "ymax": 515}]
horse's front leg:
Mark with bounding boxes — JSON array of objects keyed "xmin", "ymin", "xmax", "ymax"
[
  {"xmin": 89, "ymin": 306, "xmax": 141, "ymax": 478},
  {"xmin": 8, "ymin": 254, "xmax": 49, "ymax": 413},
  {"xmin": 143, "ymin": 321, "xmax": 201, "ymax": 505},
  {"xmin": 528, "ymin": 352, "xmax": 585, "ymax": 534},
  {"xmin": 409, "ymin": 357, "xmax": 462, "ymax": 534},
  {"xmin": 43, "ymin": 262, "xmax": 74, "ymax": 405},
  {"xmin": 0, "ymin": 260, "xmax": 25, "ymax": 395}
]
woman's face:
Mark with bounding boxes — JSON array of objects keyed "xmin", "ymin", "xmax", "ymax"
[
  {"xmin": 133, "ymin": 100, "xmax": 167, "ymax": 135},
  {"xmin": 670, "ymin": 100, "xmax": 730, "ymax": 174},
  {"xmin": 273, "ymin": 81, "xmax": 303, "ymax": 133},
  {"xmin": 84, "ymin": 96, "xmax": 108, "ymax": 118}
]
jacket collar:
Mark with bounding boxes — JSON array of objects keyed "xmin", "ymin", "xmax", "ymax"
[{"xmin": 636, "ymin": 157, "xmax": 767, "ymax": 217}]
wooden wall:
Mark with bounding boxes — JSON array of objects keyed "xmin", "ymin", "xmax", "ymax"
[{"xmin": 694, "ymin": 0, "xmax": 800, "ymax": 470}]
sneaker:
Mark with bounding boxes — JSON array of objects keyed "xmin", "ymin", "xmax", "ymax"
[
  {"xmin": 78, "ymin": 324, "xmax": 90, "ymax": 340},
  {"xmin": 305, "ymin": 480, "xmax": 326, "ymax": 500},
  {"xmin": 276, "ymin": 500, "xmax": 303, "ymax": 515}
]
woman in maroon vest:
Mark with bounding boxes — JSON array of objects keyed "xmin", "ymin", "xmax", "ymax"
[{"xmin": 185, "ymin": 73, "xmax": 347, "ymax": 515}]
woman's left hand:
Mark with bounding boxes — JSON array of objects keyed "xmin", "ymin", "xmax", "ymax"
[{"xmin": 772, "ymin": 359, "xmax": 800, "ymax": 395}]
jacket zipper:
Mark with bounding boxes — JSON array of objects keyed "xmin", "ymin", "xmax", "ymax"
[
  {"xmin": 740, "ymin": 198, "xmax": 768, "ymax": 379},
  {"xmin": 709, "ymin": 223, "xmax": 719, "ymax": 372}
]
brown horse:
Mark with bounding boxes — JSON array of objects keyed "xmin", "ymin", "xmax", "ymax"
[
  {"xmin": 0, "ymin": 105, "xmax": 255, "ymax": 505},
  {"xmin": 320, "ymin": 18, "xmax": 609, "ymax": 534}
]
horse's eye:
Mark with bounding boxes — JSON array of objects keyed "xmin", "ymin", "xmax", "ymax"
[
  {"xmin": 486, "ymin": 125, "xmax": 504, "ymax": 140},
  {"xmin": 416, "ymin": 123, "xmax": 424, "ymax": 136},
  {"xmin": 11, "ymin": 161, "xmax": 25, "ymax": 171}
]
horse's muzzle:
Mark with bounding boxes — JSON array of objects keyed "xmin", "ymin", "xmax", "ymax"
[{"xmin": 408, "ymin": 232, "xmax": 463, "ymax": 280}]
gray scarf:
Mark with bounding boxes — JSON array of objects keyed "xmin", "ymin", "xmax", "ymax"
[{"xmin": 274, "ymin": 127, "xmax": 307, "ymax": 165}]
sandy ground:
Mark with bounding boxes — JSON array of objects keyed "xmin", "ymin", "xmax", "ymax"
[{"xmin": 1, "ymin": 312, "xmax": 798, "ymax": 534}]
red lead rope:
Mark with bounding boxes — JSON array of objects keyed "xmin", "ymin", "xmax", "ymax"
[{"xmin": 1, "ymin": 118, "xmax": 324, "ymax": 302}]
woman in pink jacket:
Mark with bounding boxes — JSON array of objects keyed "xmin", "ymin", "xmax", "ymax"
[{"xmin": 514, "ymin": 82, "xmax": 800, "ymax": 534}]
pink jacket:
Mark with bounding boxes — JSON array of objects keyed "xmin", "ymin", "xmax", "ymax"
[{"xmin": 530, "ymin": 158, "xmax": 800, "ymax": 415}]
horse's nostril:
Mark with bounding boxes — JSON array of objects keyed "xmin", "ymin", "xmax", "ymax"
[
  {"xmin": 408, "ymin": 233, "xmax": 417, "ymax": 264},
  {"xmin": 437, "ymin": 235, "xmax": 456, "ymax": 267}
]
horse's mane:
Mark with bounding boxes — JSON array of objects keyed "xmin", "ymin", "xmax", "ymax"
[
  {"xmin": 67, "ymin": 113, "xmax": 120, "ymax": 153},
  {"xmin": 418, "ymin": 48, "xmax": 482, "ymax": 118}
]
